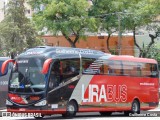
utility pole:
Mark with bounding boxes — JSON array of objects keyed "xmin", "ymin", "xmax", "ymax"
[
  {"xmin": 116, "ymin": 12, "xmax": 132, "ymax": 55},
  {"xmin": 98, "ymin": 12, "xmax": 132, "ymax": 55},
  {"xmin": 117, "ymin": 12, "xmax": 122, "ymax": 55}
]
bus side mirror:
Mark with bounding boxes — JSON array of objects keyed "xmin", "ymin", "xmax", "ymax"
[
  {"xmin": 41, "ymin": 58, "xmax": 53, "ymax": 74},
  {"xmin": 1, "ymin": 59, "xmax": 15, "ymax": 76}
]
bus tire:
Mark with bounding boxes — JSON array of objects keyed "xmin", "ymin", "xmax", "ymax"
[
  {"xmin": 100, "ymin": 111, "xmax": 112, "ymax": 116},
  {"xmin": 63, "ymin": 100, "xmax": 78, "ymax": 118},
  {"xmin": 34, "ymin": 115, "xmax": 44, "ymax": 119},
  {"xmin": 124, "ymin": 111, "xmax": 130, "ymax": 116},
  {"xmin": 131, "ymin": 100, "xmax": 140, "ymax": 114}
]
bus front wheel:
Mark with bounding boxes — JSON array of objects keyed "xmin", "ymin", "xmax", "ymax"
[
  {"xmin": 62, "ymin": 101, "xmax": 78, "ymax": 118},
  {"xmin": 34, "ymin": 115, "xmax": 44, "ymax": 119}
]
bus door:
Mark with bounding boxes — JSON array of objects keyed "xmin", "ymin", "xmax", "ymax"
[
  {"xmin": 59, "ymin": 58, "xmax": 80, "ymax": 102},
  {"xmin": 47, "ymin": 58, "xmax": 80, "ymax": 108},
  {"xmin": 47, "ymin": 60, "xmax": 61, "ymax": 105}
]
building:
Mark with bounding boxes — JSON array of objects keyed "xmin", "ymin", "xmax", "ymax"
[
  {"xmin": 0, "ymin": 0, "xmax": 6, "ymax": 22},
  {"xmin": 1, "ymin": 0, "xmax": 159, "ymax": 57},
  {"xmin": 42, "ymin": 35, "xmax": 135, "ymax": 56},
  {"xmin": 0, "ymin": 0, "xmax": 33, "ymax": 21}
]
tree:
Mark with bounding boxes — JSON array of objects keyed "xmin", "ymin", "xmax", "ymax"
[
  {"xmin": 89, "ymin": 0, "xmax": 134, "ymax": 54},
  {"xmin": 28, "ymin": 0, "xmax": 98, "ymax": 47},
  {"xmin": 29, "ymin": 0, "xmax": 160, "ymax": 56},
  {"xmin": 89, "ymin": 0, "xmax": 160, "ymax": 56},
  {"xmin": 0, "ymin": 0, "xmax": 43, "ymax": 58},
  {"xmin": 145, "ymin": 42, "xmax": 160, "ymax": 69},
  {"xmin": 122, "ymin": 0, "xmax": 160, "ymax": 57}
]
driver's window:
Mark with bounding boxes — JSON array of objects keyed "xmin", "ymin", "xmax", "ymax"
[
  {"xmin": 60, "ymin": 59, "xmax": 80, "ymax": 83},
  {"xmin": 49, "ymin": 59, "xmax": 80, "ymax": 90},
  {"xmin": 49, "ymin": 61, "xmax": 60, "ymax": 90}
]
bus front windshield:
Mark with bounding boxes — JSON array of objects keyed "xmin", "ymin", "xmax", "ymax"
[{"xmin": 9, "ymin": 57, "xmax": 45, "ymax": 93}]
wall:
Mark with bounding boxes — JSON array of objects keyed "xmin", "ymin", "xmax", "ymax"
[{"xmin": 42, "ymin": 35, "xmax": 134, "ymax": 56}]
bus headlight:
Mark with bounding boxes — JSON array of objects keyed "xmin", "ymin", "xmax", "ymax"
[
  {"xmin": 6, "ymin": 100, "xmax": 13, "ymax": 106},
  {"xmin": 34, "ymin": 100, "xmax": 47, "ymax": 106}
]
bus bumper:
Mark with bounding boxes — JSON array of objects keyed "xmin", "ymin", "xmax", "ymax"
[{"xmin": 7, "ymin": 108, "xmax": 66, "ymax": 115}]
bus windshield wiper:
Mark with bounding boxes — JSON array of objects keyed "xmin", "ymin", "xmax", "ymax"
[
  {"xmin": 13, "ymin": 73, "xmax": 25, "ymax": 93},
  {"xmin": 26, "ymin": 72, "xmax": 35, "ymax": 93},
  {"xmin": 13, "ymin": 70, "xmax": 35, "ymax": 93}
]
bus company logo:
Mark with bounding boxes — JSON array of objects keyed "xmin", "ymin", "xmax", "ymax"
[
  {"xmin": 10, "ymin": 96, "xmax": 21, "ymax": 100},
  {"xmin": 82, "ymin": 84, "xmax": 127, "ymax": 103},
  {"xmin": 56, "ymin": 49, "xmax": 94, "ymax": 55},
  {"xmin": 17, "ymin": 60, "xmax": 28, "ymax": 63},
  {"xmin": 25, "ymin": 51, "xmax": 43, "ymax": 55},
  {"xmin": 2, "ymin": 112, "xmax": 42, "ymax": 117},
  {"xmin": 2, "ymin": 112, "xmax": 11, "ymax": 117},
  {"xmin": 140, "ymin": 82, "xmax": 155, "ymax": 86}
]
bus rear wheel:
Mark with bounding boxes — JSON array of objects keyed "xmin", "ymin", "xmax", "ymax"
[
  {"xmin": 62, "ymin": 101, "xmax": 78, "ymax": 118},
  {"xmin": 100, "ymin": 111, "xmax": 112, "ymax": 116},
  {"xmin": 131, "ymin": 100, "xmax": 140, "ymax": 114}
]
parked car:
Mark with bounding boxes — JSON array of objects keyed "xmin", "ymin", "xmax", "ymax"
[{"xmin": 0, "ymin": 57, "xmax": 12, "ymax": 109}]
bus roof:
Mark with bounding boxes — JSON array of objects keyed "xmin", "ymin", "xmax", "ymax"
[
  {"xmin": 18, "ymin": 46, "xmax": 157, "ymax": 64},
  {"xmin": 19, "ymin": 46, "xmax": 108, "ymax": 58},
  {"xmin": 109, "ymin": 55, "xmax": 157, "ymax": 64}
]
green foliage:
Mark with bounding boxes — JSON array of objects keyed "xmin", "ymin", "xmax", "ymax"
[
  {"xmin": 29, "ymin": 0, "xmax": 98, "ymax": 47},
  {"xmin": 145, "ymin": 44, "xmax": 160, "ymax": 62},
  {"xmin": 90, "ymin": 0, "xmax": 160, "ymax": 57},
  {"xmin": 29, "ymin": 0, "xmax": 160, "ymax": 57},
  {"xmin": 0, "ymin": 0, "xmax": 43, "ymax": 57}
]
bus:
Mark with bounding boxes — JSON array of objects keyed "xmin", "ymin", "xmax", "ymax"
[
  {"xmin": 0, "ymin": 57, "xmax": 12, "ymax": 109},
  {"xmin": 1, "ymin": 46, "xmax": 159, "ymax": 118}
]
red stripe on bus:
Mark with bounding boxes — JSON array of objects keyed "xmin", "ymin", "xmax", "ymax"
[
  {"xmin": 7, "ymin": 108, "xmax": 66, "ymax": 114},
  {"xmin": 109, "ymin": 56, "xmax": 157, "ymax": 63}
]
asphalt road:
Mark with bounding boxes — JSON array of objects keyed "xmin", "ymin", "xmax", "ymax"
[
  {"xmin": 0, "ymin": 103, "xmax": 159, "ymax": 120},
  {"xmin": 1, "ymin": 110, "xmax": 160, "ymax": 120}
]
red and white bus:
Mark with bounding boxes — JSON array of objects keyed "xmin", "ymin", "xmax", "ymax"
[{"xmin": 1, "ymin": 46, "xmax": 159, "ymax": 118}]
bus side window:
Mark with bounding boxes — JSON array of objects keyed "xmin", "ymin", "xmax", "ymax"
[
  {"xmin": 114, "ymin": 61, "xmax": 122, "ymax": 76},
  {"xmin": 107, "ymin": 61, "xmax": 115, "ymax": 75},
  {"xmin": 108, "ymin": 61, "xmax": 122, "ymax": 76},
  {"xmin": 141, "ymin": 63, "xmax": 151, "ymax": 77},
  {"xmin": 82, "ymin": 58, "xmax": 95, "ymax": 74},
  {"xmin": 102, "ymin": 64, "xmax": 109, "ymax": 75},
  {"xmin": 99, "ymin": 65, "xmax": 104, "ymax": 74},
  {"xmin": 60, "ymin": 59, "xmax": 80, "ymax": 83},
  {"xmin": 102, "ymin": 61, "xmax": 114, "ymax": 75},
  {"xmin": 130, "ymin": 66, "xmax": 137, "ymax": 76},
  {"xmin": 137, "ymin": 65, "xmax": 142, "ymax": 77},
  {"xmin": 150, "ymin": 64, "xmax": 158, "ymax": 78},
  {"xmin": 123, "ymin": 61, "xmax": 131, "ymax": 76},
  {"xmin": 50, "ymin": 70, "xmax": 59, "ymax": 88},
  {"xmin": 49, "ymin": 61, "xmax": 61, "ymax": 90}
]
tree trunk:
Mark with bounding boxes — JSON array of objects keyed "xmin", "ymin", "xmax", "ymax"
[
  {"xmin": 146, "ymin": 34, "xmax": 156, "ymax": 54},
  {"xmin": 71, "ymin": 43, "xmax": 76, "ymax": 48},
  {"xmin": 62, "ymin": 32, "xmax": 76, "ymax": 48},
  {"xmin": 106, "ymin": 33, "xmax": 111, "ymax": 53},
  {"xmin": 133, "ymin": 27, "xmax": 143, "ymax": 57}
]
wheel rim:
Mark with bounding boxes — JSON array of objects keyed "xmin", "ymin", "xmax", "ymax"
[
  {"xmin": 68, "ymin": 104, "xmax": 75, "ymax": 113},
  {"xmin": 132, "ymin": 102, "xmax": 138, "ymax": 112}
]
